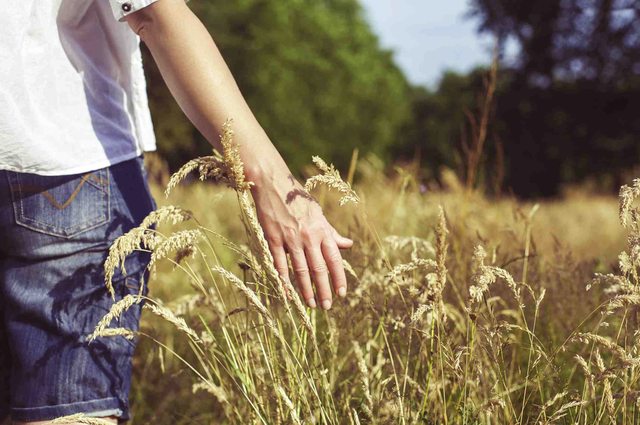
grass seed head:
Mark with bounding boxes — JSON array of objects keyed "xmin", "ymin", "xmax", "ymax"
[{"xmin": 305, "ymin": 156, "xmax": 360, "ymax": 206}]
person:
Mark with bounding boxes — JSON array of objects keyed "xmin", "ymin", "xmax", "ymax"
[{"xmin": 0, "ymin": 0, "xmax": 353, "ymax": 423}]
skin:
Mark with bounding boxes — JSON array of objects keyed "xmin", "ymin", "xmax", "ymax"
[
  {"xmin": 17, "ymin": 0, "xmax": 352, "ymax": 424},
  {"xmin": 124, "ymin": 0, "xmax": 353, "ymax": 310}
]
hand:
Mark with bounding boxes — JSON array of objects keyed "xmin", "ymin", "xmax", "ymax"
[{"xmin": 250, "ymin": 168, "xmax": 353, "ymax": 310}]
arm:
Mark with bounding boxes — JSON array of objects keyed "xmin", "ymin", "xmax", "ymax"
[{"xmin": 125, "ymin": 0, "xmax": 352, "ymax": 310}]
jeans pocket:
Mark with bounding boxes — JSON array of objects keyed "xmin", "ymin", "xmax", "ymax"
[{"xmin": 7, "ymin": 169, "xmax": 110, "ymax": 238}]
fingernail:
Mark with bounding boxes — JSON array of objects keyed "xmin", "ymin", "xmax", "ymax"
[
  {"xmin": 337, "ymin": 287, "xmax": 346, "ymax": 297},
  {"xmin": 307, "ymin": 298, "xmax": 317, "ymax": 308},
  {"xmin": 321, "ymin": 299, "xmax": 332, "ymax": 310}
]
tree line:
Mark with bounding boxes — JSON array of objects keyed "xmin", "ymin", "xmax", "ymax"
[{"xmin": 145, "ymin": 0, "xmax": 640, "ymax": 197}]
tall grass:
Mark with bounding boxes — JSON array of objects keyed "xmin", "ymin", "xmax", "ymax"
[{"xmin": 80, "ymin": 125, "xmax": 640, "ymax": 424}]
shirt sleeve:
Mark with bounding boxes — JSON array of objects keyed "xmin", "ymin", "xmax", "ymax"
[{"xmin": 109, "ymin": 0, "xmax": 160, "ymax": 22}]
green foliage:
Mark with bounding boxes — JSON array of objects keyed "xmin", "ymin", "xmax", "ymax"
[
  {"xmin": 145, "ymin": 0, "xmax": 411, "ymax": 174},
  {"xmin": 470, "ymin": 0, "xmax": 640, "ymax": 86},
  {"xmin": 392, "ymin": 70, "xmax": 487, "ymax": 179},
  {"xmin": 393, "ymin": 0, "xmax": 640, "ymax": 197},
  {"xmin": 466, "ymin": 0, "xmax": 640, "ymax": 197},
  {"xmin": 143, "ymin": 0, "xmax": 640, "ymax": 197}
]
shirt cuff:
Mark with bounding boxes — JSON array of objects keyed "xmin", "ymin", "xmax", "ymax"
[{"xmin": 110, "ymin": 0, "xmax": 159, "ymax": 22}]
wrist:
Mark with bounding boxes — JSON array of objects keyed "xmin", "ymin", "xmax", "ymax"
[
  {"xmin": 231, "ymin": 128, "xmax": 292, "ymax": 189},
  {"xmin": 243, "ymin": 151, "xmax": 290, "ymax": 187}
]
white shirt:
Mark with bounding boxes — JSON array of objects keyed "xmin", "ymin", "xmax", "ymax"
[{"xmin": 0, "ymin": 0, "xmax": 159, "ymax": 176}]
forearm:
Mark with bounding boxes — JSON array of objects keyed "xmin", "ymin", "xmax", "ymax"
[
  {"xmin": 128, "ymin": 0, "xmax": 287, "ymax": 182},
  {"xmin": 126, "ymin": 0, "xmax": 352, "ymax": 308}
]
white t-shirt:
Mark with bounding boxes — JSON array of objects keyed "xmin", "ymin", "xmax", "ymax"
[{"xmin": 0, "ymin": 0, "xmax": 160, "ymax": 176}]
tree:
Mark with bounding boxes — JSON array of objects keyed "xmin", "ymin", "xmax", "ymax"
[
  {"xmin": 144, "ymin": 0, "xmax": 411, "ymax": 174},
  {"xmin": 392, "ymin": 71, "xmax": 487, "ymax": 181},
  {"xmin": 470, "ymin": 0, "xmax": 640, "ymax": 86},
  {"xmin": 467, "ymin": 0, "xmax": 640, "ymax": 197}
]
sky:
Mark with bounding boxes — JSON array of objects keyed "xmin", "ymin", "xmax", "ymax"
[{"xmin": 359, "ymin": 0, "xmax": 495, "ymax": 88}]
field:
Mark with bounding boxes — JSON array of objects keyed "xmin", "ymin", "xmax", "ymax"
[{"xmin": 92, "ymin": 143, "xmax": 640, "ymax": 424}]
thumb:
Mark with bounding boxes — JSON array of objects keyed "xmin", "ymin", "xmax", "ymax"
[{"xmin": 330, "ymin": 226, "xmax": 353, "ymax": 249}]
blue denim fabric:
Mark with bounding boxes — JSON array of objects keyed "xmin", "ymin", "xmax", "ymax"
[{"xmin": 0, "ymin": 156, "xmax": 155, "ymax": 423}]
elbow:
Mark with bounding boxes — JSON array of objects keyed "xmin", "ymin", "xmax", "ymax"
[
  {"xmin": 126, "ymin": 11, "xmax": 153, "ymax": 40},
  {"xmin": 124, "ymin": 0, "xmax": 190, "ymax": 41}
]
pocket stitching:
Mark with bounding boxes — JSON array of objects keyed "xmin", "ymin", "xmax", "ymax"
[
  {"xmin": 8, "ymin": 170, "xmax": 111, "ymax": 238},
  {"xmin": 85, "ymin": 169, "xmax": 110, "ymax": 192}
]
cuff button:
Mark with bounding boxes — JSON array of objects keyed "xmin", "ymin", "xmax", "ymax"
[{"xmin": 122, "ymin": 2, "xmax": 132, "ymax": 12}]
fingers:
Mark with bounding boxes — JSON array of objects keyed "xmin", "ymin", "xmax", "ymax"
[
  {"xmin": 289, "ymin": 247, "xmax": 316, "ymax": 308},
  {"xmin": 321, "ymin": 238, "xmax": 347, "ymax": 298},
  {"xmin": 270, "ymin": 244, "xmax": 290, "ymax": 283},
  {"xmin": 304, "ymin": 244, "xmax": 333, "ymax": 310},
  {"xmin": 330, "ymin": 225, "xmax": 354, "ymax": 249},
  {"xmin": 270, "ymin": 244, "xmax": 291, "ymax": 298},
  {"xmin": 270, "ymin": 222, "xmax": 352, "ymax": 310}
]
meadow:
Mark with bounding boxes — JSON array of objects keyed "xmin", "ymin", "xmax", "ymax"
[{"xmin": 81, "ymin": 126, "xmax": 640, "ymax": 424}]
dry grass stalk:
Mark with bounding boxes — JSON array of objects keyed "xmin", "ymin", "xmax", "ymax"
[
  {"xmin": 384, "ymin": 235, "xmax": 435, "ymax": 259},
  {"xmin": 575, "ymin": 333, "xmax": 640, "ymax": 367},
  {"xmin": 603, "ymin": 378, "xmax": 615, "ymax": 416},
  {"xmin": 148, "ymin": 229, "xmax": 204, "ymax": 273},
  {"xmin": 95, "ymin": 121, "xmax": 640, "ymax": 423},
  {"xmin": 343, "ymin": 259, "xmax": 359, "ymax": 280},
  {"xmin": 277, "ymin": 385, "xmax": 302, "ymax": 425},
  {"xmin": 431, "ymin": 206, "xmax": 448, "ymax": 303},
  {"xmin": 469, "ymin": 245, "xmax": 520, "ymax": 304},
  {"xmin": 619, "ymin": 178, "xmax": 640, "ymax": 230},
  {"xmin": 238, "ymin": 188, "xmax": 316, "ymax": 342},
  {"xmin": 353, "ymin": 341, "xmax": 374, "ymax": 419},
  {"xmin": 188, "ymin": 123, "xmax": 316, "ymax": 340},
  {"xmin": 211, "ymin": 265, "xmax": 280, "ymax": 338},
  {"xmin": 89, "ymin": 294, "xmax": 141, "ymax": 342},
  {"xmin": 410, "ymin": 304, "xmax": 434, "ymax": 325},
  {"xmin": 165, "ymin": 155, "xmax": 228, "ymax": 197},
  {"xmin": 385, "ymin": 259, "xmax": 437, "ymax": 283},
  {"xmin": 143, "ymin": 302, "xmax": 202, "ymax": 344},
  {"xmin": 104, "ymin": 205, "xmax": 192, "ymax": 297},
  {"xmin": 51, "ymin": 414, "xmax": 116, "ymax": 425},
  {"xmin": 165, "ymin": 119, "xmax": 251, "ymax": 196},
  {"xmin": 91, "ymin": 327, "xmax": 136, "ymax": 340},
  {"xmin": 462, "ymin": 50, "xmax": 498, "ymax": 190},
  {"xmin": 305, "ymin": 156, "xmax": 359, "ymax": 206},
  {"xmin": 192, "ymin": 381, "xmax": 228, "ymax": 404}
]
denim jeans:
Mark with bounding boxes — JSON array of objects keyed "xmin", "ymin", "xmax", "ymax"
[{"xmin": 0, "ymin": 156, "xmax": 155, "ymax": 422}]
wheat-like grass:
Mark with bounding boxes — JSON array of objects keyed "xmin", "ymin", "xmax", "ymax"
[
  {"xmin": 575, "ymin": 333, "xmax": 640, "ymax": 368},
  {"xmin": 91, "ymin": 327, "xmax": 136, "ymax": 340},
  {"xmin": 237, "ymin": 188, "xmax": 316, "ymax": 341},
  {"xmin": 89, "ymin": 294, "xmax": 141, "ymax": 342},
  {"xmin": 430, "ymin": 206, "xmax": 448, "ymax": 305},
  {"xmin": 353, "ymin": 341, "xmax": 374, "ymax": 419},
  {"xmin": 277, "ymin": 385, "xmax": 302, "ymax": 425},
  {"xmin": 143, "ymin": 302, "xmax": 202, "ymax": 344},
  {"xmin": 104, "ymin": 205, "xmax": 192, "ymax": 297},
  {"xmin": 165, "ymin": 155, "xmax": 228, "ymax": 197},
  {"xmin": 305, "ymin": 156, "xmax": 359, "ymax": 206},
  {"xmin": 384, "ymin": 235, "xmax": 435, "ymax": 258},
  {"xmin": 164, "ymin": 120, "xmax": 251, "ymax": 196},
  {"xmin": 211, "ymin": 265, "xmax": 280, "ymax": 338},
  {"xmin": 51, "ymin": 414, "xmax": 116, "ymax": 425},
  {"xmin": 619, "ymin": 178, "xmax": 640, "ymax": 229},
  {"xmin": 192, "ymin": 381, "xmax": 228, "ymax": 404},
  {"xmin": 94, "ymin": 121, "xmax": 640, "ymax": 424},
  {"xmin": 385, "ymin": 259, "xmax": 437, "ymax": 283},
  {"xmin": 148, "ymin": 229, "xmax": 204, "ymax": 273},
  {"xmin": 469, "ymin": 245, "xmax": 520, "ymax": 304}
]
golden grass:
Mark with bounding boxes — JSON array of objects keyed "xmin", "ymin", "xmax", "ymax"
[{"xmin": 87, "ymin": 139, "xmax": 639, "ymax": 424}]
